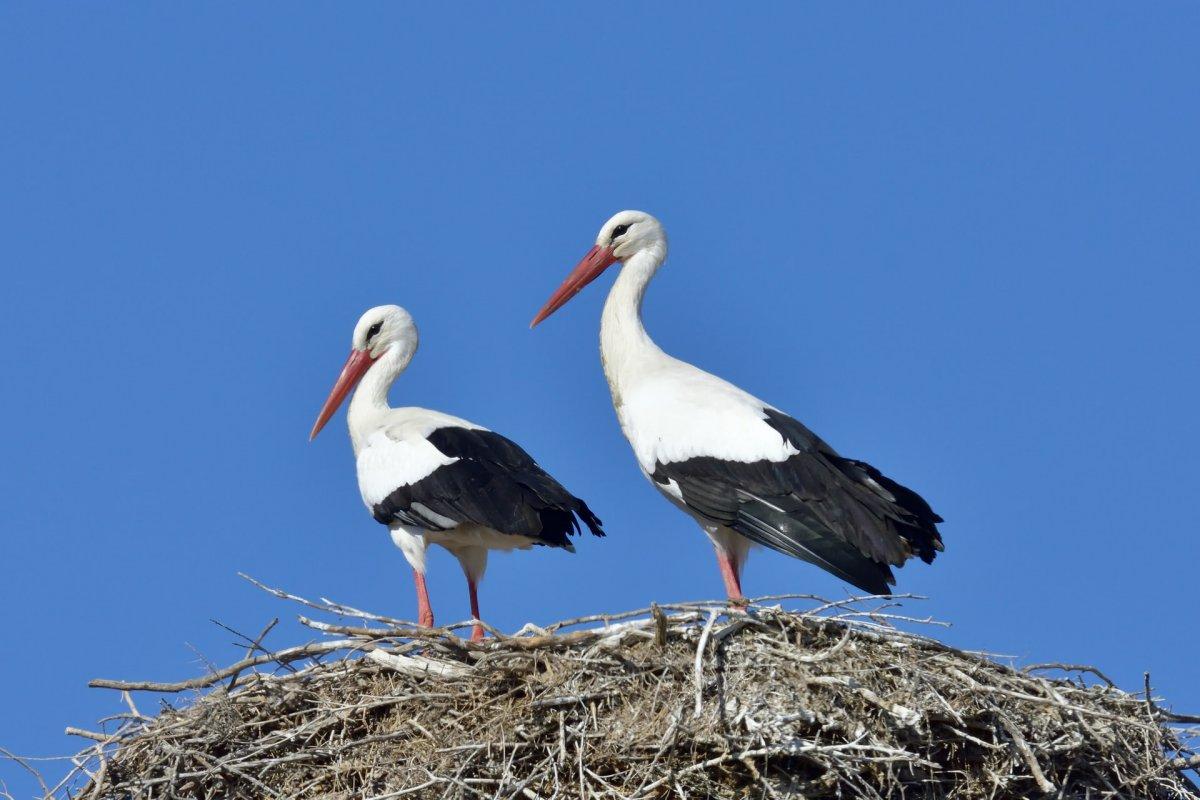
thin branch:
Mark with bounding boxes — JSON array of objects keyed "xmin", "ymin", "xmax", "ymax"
[
  {"xmin": 1023, "ymin": 662, "xmax": 1116, "ymax": 688},
  {"xmin": 88, "ymin": 639, "xmax": 364, "ymax": 692},
  {"xmin": 227, "ymin": 617, "xmax": 280, "ymax": 690}
]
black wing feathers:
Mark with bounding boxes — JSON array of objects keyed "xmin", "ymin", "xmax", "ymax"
[
  {"xmin": 652, "ymin": 409, "xmax": 943, "ymax": 594},
  {"xmin": 371, "ymin": 427, "xmax": 604, "ymax": 547}
]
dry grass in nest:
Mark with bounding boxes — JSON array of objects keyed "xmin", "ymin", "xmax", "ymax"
[{"xmin": 30, "ymin": 577, "xmax": 1200, "ymax": 799}]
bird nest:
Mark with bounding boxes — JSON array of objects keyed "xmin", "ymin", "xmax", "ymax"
[{"xmin": 42, "ymin": 578, "xmax": 1199, "ymax": 799}]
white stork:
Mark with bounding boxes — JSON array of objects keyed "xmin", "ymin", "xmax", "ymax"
[
  {"xmin": 311, "ymin": 305, "xmax": 604, "ymax": 640},
  {"xmin": 531, "ymin": 211, "xmax": 942, "ymax": 599}
]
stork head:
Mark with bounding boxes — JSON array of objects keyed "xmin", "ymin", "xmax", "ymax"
[
  {"xmin": 310, "ymin": 305, "xmax": 419, "ymax": 440},
  {"xmin": 352, "ymin": 304, "xmax": 418, "ymax": 360},
  {"xmin": 597, "ymin": 210, "xmax": 665, "ymax": 261},
  {"xmin": 530, "ymin": 210, "xmax": 666, "ymax": 327}
]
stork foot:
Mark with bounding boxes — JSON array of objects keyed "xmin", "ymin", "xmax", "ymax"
[{"xmin": 470, "ymin": 623, "xmax": 485, "ymax": 643}]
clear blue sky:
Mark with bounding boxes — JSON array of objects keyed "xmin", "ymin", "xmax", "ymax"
[{"xmin": 3, "ymin": 5, "xmax": 1197, "ymax": 794}]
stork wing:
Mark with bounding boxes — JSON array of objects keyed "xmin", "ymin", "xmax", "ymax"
[
  {"xmin": 368, "ymin": 426, "xmax": 604, "ymax": 547},
  {"xmin": 652, "ymin": 409, "xmax": 942, "ymax": 595}
]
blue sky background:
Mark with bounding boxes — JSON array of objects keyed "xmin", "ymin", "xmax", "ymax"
[{"xmin": 2, "ymin": 4, "xmax": 1198, "ymax": 794}]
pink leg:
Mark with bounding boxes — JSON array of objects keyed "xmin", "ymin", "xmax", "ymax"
[
  {"xmin": 467, "ymin": 578, "xmax": 484, "ymax": 642},
  {"xmin": 716, "ymin": 549, "xmax": 745, "ymax": 602},
  {"xmin": 413, "ymin": 569, "xmax": 434, "ymax": 628}
]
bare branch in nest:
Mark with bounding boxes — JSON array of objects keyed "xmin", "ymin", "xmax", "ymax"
[
  {"xmin": 365, "ymin": 649, "xmax": 473, "ymax": 679},
  {"xmin": 87, "ymin": 639, "xmax": 365, "ymax": 692},
  {"xmin": 1023, "ymin": 662, "xmax": 1117, "ymax": 688},
  {"xmin": 43, "ymin": 586, "xmax": 1199, "ymax": 800},
  {"xmin": 1173, "ymin": 754, "xmax": 1200, "ymax": 771},
  {"xmin": 0, "ymin": 747, "xmax": 51, "ymax": 798}
]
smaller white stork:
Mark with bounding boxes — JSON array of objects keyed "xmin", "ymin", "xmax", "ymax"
[
  {"xmin": 310, "ymin": 305, "xmax": 604, "ymax": 640},
  {"xmin": 531, "ymin": 211, "xmax": 943, "ymax": 600}
]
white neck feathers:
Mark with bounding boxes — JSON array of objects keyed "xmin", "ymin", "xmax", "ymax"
[
  {"xmin": 600, "ymin": 244, "xmax": 669, "ymax": 406},
  {"xmin": 347, "ymin": 342, "xmax": 415, "ymax": 452}
]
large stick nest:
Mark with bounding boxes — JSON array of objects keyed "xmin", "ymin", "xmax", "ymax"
[{"xmin": 51, "ymin": 579, "xmax": 1198, "ymax": 799}]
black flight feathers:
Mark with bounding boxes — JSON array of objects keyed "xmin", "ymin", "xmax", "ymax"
[
  {"xmin": 651, "ymin": 408, "xmax": 943, "ymax": 595},
  {"xmin": 371, "ymin": 427, "xmax": 604, "ymax": 548}
]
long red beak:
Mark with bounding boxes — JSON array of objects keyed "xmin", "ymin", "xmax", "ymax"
[
  {"xmin": 309, "ymin": 349, "xmax": 377, "ymax": 440},
  {"xmin": 530, "ymin": 244, "xmax": 619, "ymax": 328}
]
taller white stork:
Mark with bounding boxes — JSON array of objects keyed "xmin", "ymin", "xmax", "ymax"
[
  {"xmin": 531, "ymin": 211, "xmax": 943, "ymax": 598},
  {"xmin": 311, "ymin": 305, "xmax": 604, "ymax": 640}
]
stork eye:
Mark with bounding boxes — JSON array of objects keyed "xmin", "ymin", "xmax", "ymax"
[
  {"xmin": 366, "ymin": 321, "xmax": 383, "ymax": 341},
  {"xmin": 611, "ymin": 224, "xmax": 630, "ymax": 240}
]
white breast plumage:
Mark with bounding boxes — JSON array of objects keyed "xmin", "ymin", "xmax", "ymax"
[
  {"xmin": 356, "ymin": 430, "xmax": 458, "ymax": 509},
  {"xmin": 355, "ymin": 408, "xmax": 484, "ymax": 507},
  {"xmin": 620, "ymin": 364, "xmax": 799, "ymax": 473}
]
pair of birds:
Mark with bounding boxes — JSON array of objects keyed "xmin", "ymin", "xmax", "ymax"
[{"xmin": 310, "ymin": 211, "xmax": 944, "ymax": 641}]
